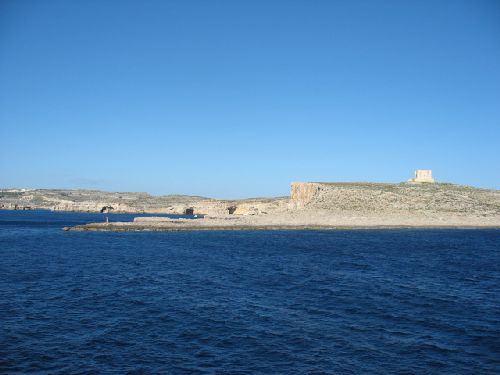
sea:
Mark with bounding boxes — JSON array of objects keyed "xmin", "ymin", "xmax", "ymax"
[{"xmin": 0, "ymin": 210, "xmax": 499, "ymax": 374}]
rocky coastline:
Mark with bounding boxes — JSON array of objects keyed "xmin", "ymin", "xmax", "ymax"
[{"xmin": 3, "ymin": 181, "xmax": 500, "ymax": 231}]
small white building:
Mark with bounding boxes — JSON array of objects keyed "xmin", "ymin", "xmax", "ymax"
[{"xmin": 409, "ymin": 170, "xmax": 434, "ymax": 183}]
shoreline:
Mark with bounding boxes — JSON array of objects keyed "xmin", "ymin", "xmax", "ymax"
[{"xmin": 64, "ymin": 223, "xmax": 500, "ymax": 232}]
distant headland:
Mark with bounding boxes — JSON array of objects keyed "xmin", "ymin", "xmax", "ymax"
[{"xmin": 2, "ymin": 170, "xmax": 500, "ymax": 230}]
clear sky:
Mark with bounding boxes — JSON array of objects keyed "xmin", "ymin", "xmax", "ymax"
[{"xmin": 1, "ymin": 0, "xmax": 499, "ymax": 198}]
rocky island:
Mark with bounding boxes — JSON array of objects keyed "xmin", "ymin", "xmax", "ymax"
[{"xmin": 2, "ymin": 171, "xmax": 499, "ymax": 231}]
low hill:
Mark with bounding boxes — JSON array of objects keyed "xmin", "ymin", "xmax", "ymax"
[
  {"xmin": 291, "ymin": 182, "xmax": 500, "ymax": 216},
  {"xmin": 0, "ymin": 188, "xmax": 287, "ymax": 215}
]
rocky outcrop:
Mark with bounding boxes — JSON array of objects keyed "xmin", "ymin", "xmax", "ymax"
[
  {"xmin": 290, "ymin": 182, "xmax": 500, "ymax": 216},
  {"xmin": 0, "ymin": 188, "xmax": 288, "ymax": 216},
  {"xmin": 290, "ymin": 182, "xmax": 322, "ymax": 209},
  {"xmin": 2, "ymin": 182, "xmax": 500, "ymax": 220},
  {"xmin": 232, "ymin": 199, "xmax": 289, "ymax": 215}
]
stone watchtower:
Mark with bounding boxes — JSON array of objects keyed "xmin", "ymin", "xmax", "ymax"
[{"xmin": 409, "ymin": 170, "xmax": 434, "ymax": 183}]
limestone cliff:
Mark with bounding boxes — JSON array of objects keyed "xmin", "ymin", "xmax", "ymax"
[
  {"xmin": 289, "ymin": 182, "xmax": 500, "ymax": 216},
  {"xmin": 2, "ymin": 181, "xmax": 500, "ymax": 219},
  {"xmin": 290, "ymin": 182, "xmax": 322, "ymax": 209},
  {"xmin": 0, "ymin": 188, "xmax": 288, "ymax": 216}
]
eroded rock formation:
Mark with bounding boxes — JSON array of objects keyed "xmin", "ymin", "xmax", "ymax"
[
  {"xmin": 2, "ymin": 181, "xmax": 500, "ymax": 222},
  {"xmin": 0, "ymin": 188, "xmax": 288, "ymax": 216},
  {"xmin": 290, "ymin": 182, "xmax": 322, "ymax": 209}
]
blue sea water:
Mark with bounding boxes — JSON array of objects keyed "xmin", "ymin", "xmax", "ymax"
[{"xmin": 0, "ymin": 210, "xmax": 499, "ymax": 374}]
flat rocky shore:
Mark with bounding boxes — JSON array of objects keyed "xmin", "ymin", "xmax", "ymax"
[
  {"xmin": 64, "ymin": 210, "xmax": 500, "ymax": 232},
  {"xmin": 65, "ymin": 223, "xmax": 500, "ymax": 232}
]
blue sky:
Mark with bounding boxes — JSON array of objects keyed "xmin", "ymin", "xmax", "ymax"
[{"xmin": 1, "ymin": 0, "xmax": 499, "ymax": 198}]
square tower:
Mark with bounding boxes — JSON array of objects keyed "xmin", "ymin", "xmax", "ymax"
[{"xmin": 409, "ymin": 170, "xmax": 434, "ymax": 183}]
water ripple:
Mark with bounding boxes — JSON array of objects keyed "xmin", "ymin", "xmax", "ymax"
[{"xmin": 0, "ymin": 211, "xmax": 499, "ymax": 373}]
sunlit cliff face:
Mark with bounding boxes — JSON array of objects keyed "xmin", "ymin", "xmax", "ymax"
[{"xmin": 290, "ymin": 182, "xmax": 322, "ymax": 209}]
